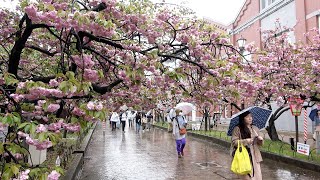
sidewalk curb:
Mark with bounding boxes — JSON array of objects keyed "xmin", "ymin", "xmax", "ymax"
[
  {"xmin": 62, "ymin": 122, "xmax": 97, "ymax": 180},
  {"xmin": 153, "ymin": 125, "xmax": 320, "ymax": 172}
]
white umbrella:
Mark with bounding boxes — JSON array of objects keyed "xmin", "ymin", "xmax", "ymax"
[
  {"xmin": 175, "ymin": 102, "xmax": 195, "ymax": 115},
  {"xmin": 119, "ymin": 104, "xmax": 128, "ymax": 111},
  {"xmin": 146, "ymin": 110, "xmax": 152, "ymax": 116}
]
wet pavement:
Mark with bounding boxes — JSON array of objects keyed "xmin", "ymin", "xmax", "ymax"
[{"xmin": 80, "ymin": 122, "xmax": 320, "ymax": 180}]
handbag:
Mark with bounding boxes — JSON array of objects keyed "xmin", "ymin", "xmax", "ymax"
[
  {"xmin": 231, "ymin": 140, "xmax": 252, "ymax": 175},
  {"xmin": 176, "ymin": 117, "xmax": 186, "ymax": 135}
]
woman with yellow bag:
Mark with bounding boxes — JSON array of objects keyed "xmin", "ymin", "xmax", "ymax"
[{"xmin": 231, "ymin": 111, "xmax": 264, "ymax": 180}]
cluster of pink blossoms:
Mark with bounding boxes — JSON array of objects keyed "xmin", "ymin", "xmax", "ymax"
[
  {"xmin": 63, "ymin": 123, "xmax": 81, "ymax": 132},
  {"xmin": 47, "ymin": 104, "xmax": 60, "ymax": 113},
  {"xmin": 72, "ymin": 54, "xmax": 95, "ymax": 69},
  {"xmin": 13, "ymin": 169, "xmax": 30, "ymax": 180},
  {"xmin": 83, "ymin": 69, "xmax": 99, "ymax": 82},
  {"xmin": 72, "ymin": 107, "xmax": 86, "ymax": 116},
  {"xmin": 47, "ymin": 119, "xmax": 64, "ymax": 132},
  {"xmin": 86, "ymin": 101, "xmax": 103, "ymax": 111},
  {"xmin": 47, "ymin": 170, "xmax": 60, "ymax": 180},
  {"xmin": 24, "ymin": 135, "xmax": 53, "ymax": 150}
]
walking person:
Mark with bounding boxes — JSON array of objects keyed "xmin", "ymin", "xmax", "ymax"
[
  {"xmin": 110, "ymin": 112, "xmax": 120, "ymax": 131},
  {"xmin": 313, "ymin": 110, "xmax": 320, "ymax": 140},
  {"xmin": 128, "ymin": 110, "xmax": 136, "ymax": 128},
  {"xmin": 146, "ymin": 111, "xmax": 153, "ymax": 131},
  {"xmin": 167, "ymin": 107, "xmax": 175, "ymax": 132},
  {"xmin": 135, "ymin": 112, "xmax": 142, "ymax": 133},
  {"xmin": 172, "ymin": 109, "xmax": 187, "ymax": 158},
  {"xmin": 141, "ymin": 113, "xmax": 148, "ymax": 132},
  {"xmin": 231, "ymin": 111, "xmax": 264, "ymax": 180},
  {"xmin": 120, "ymin": 111, "xmax": 128, "ymax": 132}
]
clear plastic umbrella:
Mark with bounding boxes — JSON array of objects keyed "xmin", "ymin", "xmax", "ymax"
[{"xmin": 175, "ymin": 102, "xmax": 195, "ymax": 115}]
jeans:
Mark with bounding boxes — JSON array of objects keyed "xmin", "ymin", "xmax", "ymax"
[
  {"xmin": 175, "ymin": 138, "xmax": 186, "ymax": 155},
  {"xmin": 136, "ymin": 123, "xmax": 141, "ymax": 132}
]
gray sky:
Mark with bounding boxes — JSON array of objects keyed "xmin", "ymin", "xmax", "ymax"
[
  {"xmin": 151, "ymin": 0, "xmax": 246, "ymax": 25},
  {"xmin": 1, "ymin": 0, "xmax": 246, "ymax": 25}
]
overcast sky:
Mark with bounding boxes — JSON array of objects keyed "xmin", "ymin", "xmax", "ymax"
[
  {"xmin": 0, "ymin": 0, "xmax": 245, "ymax": 25},
  {"xmin": 151, "ymin": 0, "xmax": 246, "ymax": 25}
]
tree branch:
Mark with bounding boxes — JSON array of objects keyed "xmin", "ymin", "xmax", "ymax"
[
  {"xmin": 78, "ymin": 31, "xmax": 124, "ymax": 49},
  {"xmin": 25, "ymin": 45, "xmax": 57, "ymax": 57},
  {"xmin": 90, "ymin": 2, "xmax": 107, "ymax": 12},
  {"xmin": 92, "ymin": 79, "xmax": 123, "ymax": 94}
]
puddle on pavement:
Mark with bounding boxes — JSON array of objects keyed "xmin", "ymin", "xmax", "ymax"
[{"xmin": 195, "ymin": 161, "xmax": 222, "ymax": 169}]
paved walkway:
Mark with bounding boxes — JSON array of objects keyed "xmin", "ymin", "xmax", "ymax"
[{"xmin": 80, "ymin": 122, "xmax": 320, "ymax": 180}]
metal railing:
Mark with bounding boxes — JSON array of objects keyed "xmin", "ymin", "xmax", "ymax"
[{"xmin": 154, "ymin": 122, "xmax": 320, "ymax": 164}]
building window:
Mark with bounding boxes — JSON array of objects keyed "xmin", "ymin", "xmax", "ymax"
[
  {"xmin": 261, "ymin": 0, "xmax": 278, "ymax": 10},
  {"xmin": 318, "ymin": 15, "xmax": 320, "ymax": 31}
]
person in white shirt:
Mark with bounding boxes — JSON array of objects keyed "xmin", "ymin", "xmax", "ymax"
[
  {"xmin": 110, "ymin": 112, "xmax": 120, "ymax": 131},
  {"xmin": 128, "ymin": 110, "xmax": 136, "ymax": 128},
  {"xmin": 120, "ymin": 111, "xmax": 128, "ymax": 132},
  {"xmin": 167, "ymin": 107, "xmax": 176, "ymax": 132}
]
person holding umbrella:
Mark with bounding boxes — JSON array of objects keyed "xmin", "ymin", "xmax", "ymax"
[
  {"xmin": 231, "ymin": 111, "xmax": 264, "ymax": 180},
  {"xmin": 172, "ymin": 109, "xmax": 187, "ymax": 158},
  {"xmin": 310, "ymin": 109, "xmax": 320, "ymax": 140}
]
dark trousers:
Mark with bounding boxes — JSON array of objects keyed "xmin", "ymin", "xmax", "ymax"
[
  {"xmin": 129, "ymin": 119, "xmax": 133, "ymax": 127},
  {"xmin": 121, "ymin": 121, "xmax": 126, "ymax": 131},
  {"xmin": 111, "ymin": 122, "xmax": 116, "ymax": 130}
]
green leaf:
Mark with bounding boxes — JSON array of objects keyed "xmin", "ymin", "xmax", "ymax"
[
  {"xmin": 18, "ymin": 122, "xmax": 29, "ymax": 130},
  {"xmin": 71, "ymin": 117, "xmax": 78, "ymax": 123},
  {"xmin": 24, "ymin": 124, "xmax": 31, "ymax": 133},
  {"xmin": 4, "ymin": 73, "xmax": 19, "ymax": 85},
  {"xmin": 20, "ymin": 0, "xmax": 29, "ymax": 9},
  {"xmin": 11, "ymin": 165, "xmax": 20, "ymax": 175},
  {"xmin": 0, "ymin": 143, "xmax": 4, "ymax": 154},
  {"xmin": 55, "ymin": 166, "xmax": 64, "ymax": 175},
  {"xmin": 2, "ymin": 165, "xmax": 14, "ymax": 180},
  {"xmin": 29, "ymin": 168, "xmax": 41, "ymax": 178},
  {"xmin": 94, "ymin": 111, "xmax": 101, "ymax": 119},
  {"xmin": 30, "ymin": 123, "xmax": 37, "ymax": 135},
  {"xmin": 38, "ymin": 133, "xmax": 47, "ymax": 142},
  {"xmin": 66, "ymin": 71, "xmax": 75, "ymax": 80}
]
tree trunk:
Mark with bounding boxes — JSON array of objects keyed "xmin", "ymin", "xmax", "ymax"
[
  {"xmin": 204, "ymin": 106, "xmax": 209, "ymax": 131},
  {"xmin": 266, "ymin": 114, "xmax": 280, "ymax": 141}
]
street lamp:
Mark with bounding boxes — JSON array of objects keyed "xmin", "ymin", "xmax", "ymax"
[
  {"xmin": 237, "ymin": 36, "xmax": 246, "ymax": 53},
  {"xmin": 288, "ymin": 97, "xmax": 304, "ymax": 150}
]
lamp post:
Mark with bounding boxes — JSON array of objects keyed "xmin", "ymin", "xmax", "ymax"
[
  {"xmin": 237, "ymin": 36, "xmax": 247, "ymax": 54},
  {"xmin": 289, "ymin": 97, "xmax": 304, "ymax": 149}
]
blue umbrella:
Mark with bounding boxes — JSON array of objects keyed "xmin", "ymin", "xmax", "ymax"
[
  {"xmin": 227, "ymin": 106, "xmax": 272, "ymax": 136},
  {"xmin": 309, "ymin": 109, "xmax": 319, "ymax": 121}
]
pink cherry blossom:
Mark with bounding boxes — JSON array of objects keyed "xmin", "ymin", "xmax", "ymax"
[
  {"xmin": 36, "ymin": 124, "xmax": 47, "ymax": 133},
  {"xmin": 48, "ymin": 170, "xmax": 61, "ymax": 180},
  {"xmin": 47, "ymin": 104, "xmax": 60, "ymax": 113},
  {"xmin": 49, "ymin": 79, "xmax": 59, "ymax": 87},
  {"xmin": 72, "ymin": 107, "xmax": 85, "ymax": 116},
  {"xmin": 14, "ymin": 169, "xmax": 30, "ymax": 180},
  {"xmin": 95, "ymin": 103, "xmax": 103, "ymax": 111},
  {"xmin": 83, "ymin": 69, "xmax": 99, "ymax": 82},
  {"xmin": 86, "ymin": 101, "xmax": 95, "ymax": 110}
]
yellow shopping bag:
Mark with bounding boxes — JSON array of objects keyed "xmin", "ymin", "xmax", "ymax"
[{"xmin": 231, "ymin": 140, "xmax": 252, "ymax": 175}]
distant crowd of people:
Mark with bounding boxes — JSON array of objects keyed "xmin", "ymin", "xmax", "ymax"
[{"xmin": 109, "ymin": 110, "xmax": 153, "ymax": 133}]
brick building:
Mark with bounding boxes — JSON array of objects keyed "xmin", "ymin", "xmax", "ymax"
[
  {"xmin": 224, "ymin": 0, "xmax": 320, "ymax": 131},
  {"xmin": 230, "ymin": 0, "xmax": 320, "ymax": 49}
]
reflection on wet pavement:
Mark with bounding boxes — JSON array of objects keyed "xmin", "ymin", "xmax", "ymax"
[{"xmin": 80, "ymin": 123, "xmax": 320, "ymax": 180}]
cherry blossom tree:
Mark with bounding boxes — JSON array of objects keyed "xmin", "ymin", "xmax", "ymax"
[
  {"xmin": 243, "ymin": 23, "xmax": 320, "ymax": 140},
  {"xmin": 0, "ymin": 0, "xmax": 254, "ymax": 178}
]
